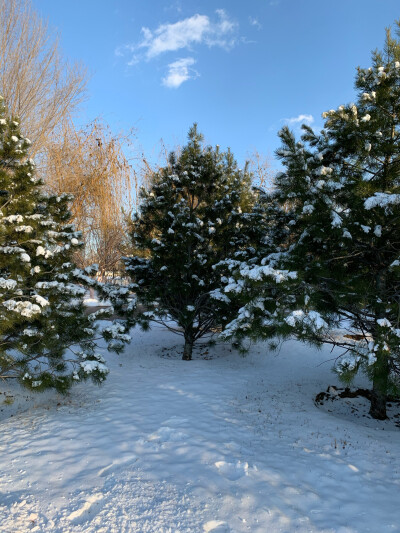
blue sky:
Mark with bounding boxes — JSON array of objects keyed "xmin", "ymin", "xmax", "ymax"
[{"xmin": 34, "ymin": 0, "xmax": 400, "ymax": 169}]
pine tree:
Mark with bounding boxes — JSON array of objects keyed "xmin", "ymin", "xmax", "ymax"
[
  {"xmin": 223, "ymin": 23, "xmax": 400, "ymax": 419},
  {"xmin": 124, "ymin": 125, "xmax": 263, "ymax": 360},
  {"xmin": 0, "ymin": 96, "xmax": 128, "ymax": 392},
  {"xmin": 214, "ymin": 189, "xmax": 294, "ymax": 348}
]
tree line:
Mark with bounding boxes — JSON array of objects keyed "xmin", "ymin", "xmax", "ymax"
[
  {"xmin": 1, "ymin": 0, "xmax": 400, "ymax": 421},
  {"xmin": 119, "ymin": 24, "xmax": 400, "ymax": 420}
]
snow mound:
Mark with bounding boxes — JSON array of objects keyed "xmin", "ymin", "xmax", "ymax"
[
  {"xmin": 148, "ymin": 426, "xmax": 189, "ymax": 443},
  {"xmin": 204, "ymin": 520, "xmax": 231, "ymax": 532},
  {"xmin": 67, "ymin": 493, "xmax": 104, "ymax": 524},
  {"xmin": 214, "ymin": 460, "xmax": 249, "ymax": 481}
]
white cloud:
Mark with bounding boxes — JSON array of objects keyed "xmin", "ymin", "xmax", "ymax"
[
  {"xmin": 285, "ymin": 114, "xmax": 314, "ymax": 125},
  {"xmin": 116, "ymin": 9, "xmax": 238, "ymax": 88},
  {"xmin": 249, "ymin": 17, "xmax": 262, "ymax": 30},
  {"xmin": 162, "ymin": 57, "xmax": 197, "ymax": 88},
  {"xmin": 140, "ymin": 15, "xmax": 210, "ymax": 58},
  {"xmin": 118, "ymin": 10, "xmax": 238, "ymax": 61}
]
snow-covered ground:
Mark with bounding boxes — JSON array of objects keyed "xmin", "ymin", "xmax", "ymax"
[
  {"xmin": 0, "ymin": 324, "xmax": 399, "ymax": 533},
  {"xmin": 83, "ymin": 292, "xmax": 111, "ymax": 308}
]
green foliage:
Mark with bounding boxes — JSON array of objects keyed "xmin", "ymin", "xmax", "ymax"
[
  {"xmin": 276, "ymin": 23, "xmax": 400, "ymax": 401},
  {"xmin": 124, "ymin": 124, "xmax": 265, "ymax": 359},
  {"xmin": 221, "ymin": 23, "xmax": 400, "ymax": 417},
  {"xmin": 0, "ymin": 96, "xmax": 129, "ymax": 392}
]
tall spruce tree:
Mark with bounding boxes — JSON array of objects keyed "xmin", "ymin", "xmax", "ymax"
[
  {"xmin": 124, "ymin": 125, "xmax": 264, "ymax": 360},
  {"xmin": 0, "ymin": 96, "xmax": 128, "ymax": 392},
  {"xmin": 221, "ymin": 23, "xmax": 400, "ymax": 419}
]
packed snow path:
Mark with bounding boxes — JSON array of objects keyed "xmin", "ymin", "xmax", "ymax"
[{"xmin": 0, "ymin": 325, "xmax": 399, "ymax": 532}]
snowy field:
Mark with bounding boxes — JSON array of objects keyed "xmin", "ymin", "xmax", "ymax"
[{"xmin": 0, "ymin": 324, "xmax": 399, "ymax": 533}]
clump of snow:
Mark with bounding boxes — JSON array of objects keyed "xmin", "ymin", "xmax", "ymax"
[
  {"xmin": 302, "ymin": 204, "xmax": 314, "ymax": 215},
  {"xmin": 210, "ymin": 289, "xmax": 231, "ymax": 303},
  {"xmin": 285, "ymin": 310, "xmax": 328, "ymax": 330},
  {"xmin": 239, "ymin": 264, "xmax": 297, "ymax": 284},
  {"xmin": 377, "ymin": 318, "xmax": 392, "ymax": 328},
  {"xmin": 22, "ymin": 328, "xmax": 40, "ymax": 337},
  {"xmin": 80, "ymin": 360, "xmax": 108, "ymax": 375},
  {"xmin": 102, "ymin": 323, "xmax": 130, "ymax": 342},
  {"xmin": 331, "ymin": 211, "xmax": 342, "ymax": 228},
  {"xmin": 3, "ymin": 299, "xmax": 41, "ymax": 317},
  {"xmin": 20, "ymin": 253, "xmax": 31, "ymax": 263},
  {"xmin": 318, "ymin": 166, "xmax": 332, "ymax": 176},
  {"xmin": 0, "ymin": 277, "xmax": 17, "ymax": 290},
  {"xmin": 2, "ymin": 214, "xmax": 24, "ymax": 223},
  {"xmin": 364, "ymin": 193, "xmax": 400, "ymax": 211},
  {"xmin": 32, "ymin": 295, "xmax": 49, "ymax": 307}
]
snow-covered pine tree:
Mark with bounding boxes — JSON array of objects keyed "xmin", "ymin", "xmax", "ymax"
[
  {"xmin": 223, "ymin": 23, "xmax": 400, "ymax": 419},
  {"xmin": 212, "ymin": 188, "xmax": 296, "ymax": 348},
  {"xmin": 124, "ymin": 125, "xmax": 263, "ymax": 360},
  {"xmin": 0, "ymin": 96, "xmax": 128, "ymax": 392}
]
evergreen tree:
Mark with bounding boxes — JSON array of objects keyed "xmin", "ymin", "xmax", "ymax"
[
  {"xmin": 0, "ymin": 96, "xmax": 128, "ymax": 392},
  {"xmin": 222, "ymin": 23, "xmax": 400, "ymax": 419},
  {"xmin": 214, "ymin": 189, "xmax": 294, "ymax": 348},
  {"xmin": 124, "ymin": 125, "xmax": 263, "ymax": 360}
]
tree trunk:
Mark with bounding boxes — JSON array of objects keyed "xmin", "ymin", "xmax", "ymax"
[
  {"xmin": 369, "ymin": 385, "xmax": 387, "ymax": 420},
  {"xmin": 369, "ymin": 270, "xmax": 389, "ymax": 420},
  {"xmin": 182, "ymin": 332, "xmax": 194, "ymax": 361},
  {"xmin": 369, "ymin": 355, "xmax": 389, "ymax": 420}
]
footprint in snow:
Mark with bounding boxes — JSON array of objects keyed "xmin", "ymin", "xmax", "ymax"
[
  {"xmin": 97, "ymin": 454, "xmax": 137, "ymax": 477},
  {"xmin": 214, "ymin": 460, "xmax": 249, "ymax": 481},
  {"xmin": 148, "ymin": 426, "xmax": 188, "ymax": 443},
  {"xmin": 67, "ymin": 493, "xmax": 104, "ymax": 524},
  {"xmin": 161, "ymin": 416, "xmax": 189, "ymax": 427},
  {"xmin": 203, "ymin": 520, "xmax": 230, "ymax": 532}
]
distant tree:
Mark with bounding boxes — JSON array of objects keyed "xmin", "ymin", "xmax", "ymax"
[
  {"xmin": 0, "ymin": 97, "xmax": 129, "ymax": 392},
  {"xmin": 124, "ymin": 125, "xmax": 264, "ymax": 360},
  {"xmin": 0, "ymin": 0, "xmax": 87, "ymax": 158},
  {"xmin": 248, "ymin": 150, "xmax": 274, "ymax": 190},
  {"xmin": 222, "ymin": 23, "xmax": 400, "ymax": 419},
  {"xmin": 44, "ymin": 118, "xmax": 134, "ymax": 276}
]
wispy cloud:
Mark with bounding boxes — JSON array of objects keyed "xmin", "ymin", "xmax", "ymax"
[
  {"xmin": 140, "ymin": 15, "xmax": 209, "ymax": 58},
  {"xmin": 249, "ymin": 17, "xmax": 262, "ymax": 30},
  {"xmin": 284, "ymin": 114, "xmax": 314, "ymax": 125},
  {"xmin": 162, "ymin": 57, "xmax": 197, "ymax": 88},
  {"xmin": 163, "ymin": 2, "xmax": 183, "ymax": 14},
  {"xmin": 116, "ymin": 10, "xmax": 238, "ymax": 87}
]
